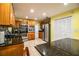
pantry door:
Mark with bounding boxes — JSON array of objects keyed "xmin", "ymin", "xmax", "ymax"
[{"xmin": 54, "ymin": 16, "xmax": 72, "ymax": 40}]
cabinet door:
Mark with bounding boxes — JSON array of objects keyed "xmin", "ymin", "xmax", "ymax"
[
  {"xmin": 0, "ymin": 3, "xmax": 15, "ymax": 26},
  {"xmin": 5, "ymin": 4, "xmax": 10, "ymax": 25},
  {"xmin": 32, "ymin": 33, "xmax": 35, "ymax": 39},
  {"xmin": 28, "ymin": 32, "xmax": 35, "ymax": 40},
  {"xmin": 28, "ymin": 33, "xmax": 32, "ymax": 40},
  {"xmin": 31, "ymin": 33, "xmax": 34, "ymax": 39},
  {"xmin": 0, "ymin": 4, "xmax": 3, "ymax": 25},
  {"xmin": 28, "ymin": 20, "xmax": 35, "ymax": 26},
  {"xmin": 15, "ymin": 21, "xmax": 21, "ymax": 27},
  {"xmin": 10, "ymin": 4, "xmax": 15, "ymax": 26},
  {"xmin": 0, "ymin": 44, "xmax": 24, "ymax": 56},
  {"xmin": 0, "ymin": 4, "xmax": 10, "ymax": 25},
  {"xmin": 39, "ymin": 32, "xmax": 43, "ymax": 39}
]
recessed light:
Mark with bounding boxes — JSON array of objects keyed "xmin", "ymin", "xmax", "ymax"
[
  {"xmin": 64, "ymin": 3, "xmax": 68, "ymax": 5},
  {"xmin": 30, "ymin": 9, "xmax": 34, "ymax": 13},
  {"xmin": 42, "ymin": 12, "xmax": 46, "ymax": 16},
  {"xmin": 25, "ymin": 16, "xmax": 28, "ymax": 19}
]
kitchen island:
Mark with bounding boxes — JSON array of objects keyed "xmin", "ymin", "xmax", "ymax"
[
  {"xmin": 35, "ymin": 38, "xmax": 79, "ymax": 56},
  {"xmin": 35, "ymin": 43, "xmax": 72, "ymax": 56}
]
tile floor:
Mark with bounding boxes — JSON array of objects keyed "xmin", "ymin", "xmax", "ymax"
[{"xmin": 24, "ymin": 39, "xmax": 46, "ymax": 56}]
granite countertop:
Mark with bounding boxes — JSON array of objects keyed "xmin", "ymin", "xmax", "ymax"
[
  {"xmin": 0, "ymin": 33, "xmax": 23, "ymax": 47},
  {"xmin": 35, "ymin": 38, "xmax": 79, "ymax": 56},
  {"xmin": 0, "ymin": 41, "xmax": 24, "ymax": 47},
  {"xmin": 39, "ymin": 31, "xmax": 43, "ymax": 32},
  {"xmin": 35, "ymin": 43, "xmax": 72, "ymax": 56}
]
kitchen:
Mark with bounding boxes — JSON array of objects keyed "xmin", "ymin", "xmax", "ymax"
[
  {"xmin": 0, "ymin": 3, "xmax": 79, "ymax": 56},
  {"xmin": 0, "ymin": 3, "xmax": 49, "ymax": 56}
]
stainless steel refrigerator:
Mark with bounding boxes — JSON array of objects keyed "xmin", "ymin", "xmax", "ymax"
[{"xmin": 43, "ymin": 24, "xmax": 49, "ymax": 42}]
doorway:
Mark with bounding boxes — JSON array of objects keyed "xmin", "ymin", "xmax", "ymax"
[
  {"xmin": 54, "ymin": 16, "xmax": 72, "ymax": 51},
  {"xmin": 54, "ymin": 16, "xmax": 72, "ymax": 40}
]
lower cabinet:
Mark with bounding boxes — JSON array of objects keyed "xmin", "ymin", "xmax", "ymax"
[
  {"xmin": 0, "ymin": 44, "xmax": 24, "ymax": 56},
  {"xmin": 28, "ymin": 32, "xmax": 35, "ymax": 40},
  {"xmin": 39, "ymin": 32, "xmax": 43, "ymax": 39}
]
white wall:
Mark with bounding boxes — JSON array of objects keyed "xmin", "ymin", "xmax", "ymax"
[{"xmin": 35, "ymin": 22, "xmax": 39, "ymax": 40}]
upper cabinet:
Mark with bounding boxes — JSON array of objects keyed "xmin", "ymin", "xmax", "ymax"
[
  {"xmin": 10, "ymin": 4, "xmax": 15, "ymax": 26},
  {"xmin": 15, "ymin": 20, "xmax": 22, "ymax": 28},
  {"xmin": 28, "ymin": 20, "xmax": 36, "ymax": 26},
  {"xmin": 0, "ymin": 3, "xmax": 15, "ymax": 26}
]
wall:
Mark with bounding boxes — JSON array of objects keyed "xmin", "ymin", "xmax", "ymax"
[
  {"xmin": 72, "ymin": 8, "xmax": 79, "ymax": 39},
  {"xmin": 35, "ymin": 22, "xmax": 39, "ymax": 40},
  {"xmin": 50, "ymin": 8, "xmax": 79, "ymax": 46}
]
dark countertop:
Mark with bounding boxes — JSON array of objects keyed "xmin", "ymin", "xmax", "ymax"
[
  {"xmin": 35, "ymin": 39, "xmax": 79, "ymax": 56},
  {"xmin": 39, "ymin": 31, "xmax": 43, "ymax": 32},
  {"xmin": 0, "ymin": 41, "xmax": 24, "ymax": 48},
  {"xmin": 5, "ymin": 34, "xmax": 21, "ymax": 37},
  {"xmin": 0, "ymin": 33, "xmax": 23, "ymax": 47},
  {"xmin": 35, "ymin": 43, "xmax": 72, "ymax": 56}
]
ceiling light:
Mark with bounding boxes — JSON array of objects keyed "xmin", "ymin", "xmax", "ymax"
[
  {"xmin": 25, "ymin": 16, "xmax": 28, "ymax": 19},
  {"xmin": 42, "ymin": 12, "xmax": 46, "ymax": 16},
  {"xmin": 64, "ymin": 3, "xmax": 68, "ymax": 5},
  {"xmin": 30, "ymin": 9, "xmax": 34, "ymax": 13}
]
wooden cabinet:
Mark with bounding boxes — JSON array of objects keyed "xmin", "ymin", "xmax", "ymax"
[
  {"xmin": 10, "ymin": 4, "xmax": 15, "ymax": 26},
  {"xmin": 15, "ymin": 20, "xmax": 21, "ymax": 27},
  {"xmin": 0, "ymin": 3, "xmax": 15, "ymax": 26},
  {"xmin": 0, "ymin": 44, "xmax": 24, "ymax": 56},
  {"xmin": 28, "ymin": 20, "xmax": 35, "ymax": 40},
  {"xmin": 22, "ymin": 20, "xmax": 28, "ymax": 24},
  {"xmin": 0, "ymin": 3, "xmax": 10, "ymax": 25},
  {"xmin": 39, "ymin": 32, "xmax": 43, "ymax": 39},
  {"xmin": 28, "ymin": 32, "xmax": 35, "ymax": 40},
  {"xmin": 28, "ymin": 20, "xmax": 35, "ymax": 26}
]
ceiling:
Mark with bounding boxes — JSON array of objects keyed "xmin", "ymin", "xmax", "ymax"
[{"xmin": 13, "ymin": 3, "xmax": 79, "ymax": 20}]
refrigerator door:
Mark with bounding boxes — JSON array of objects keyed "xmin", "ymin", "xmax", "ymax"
[
  {"xmin": 43, "ymin": 24, "xmax": 49, "ymax": 42},
  {"xmin": 45, "ymin": 24, "xmax": 49, "ymax": 42}
]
